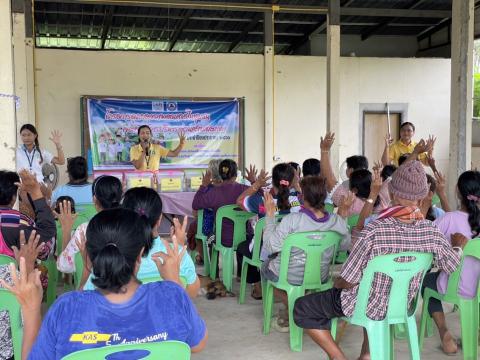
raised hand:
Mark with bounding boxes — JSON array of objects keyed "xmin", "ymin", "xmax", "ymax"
[
  {"xmin": 245, "ymin": 164, "xmax": 258, "ymax": 184},
  {"xmin": 151, "ymin": 236, "xmax": 186, "ymax": 284},
  {"xmin": 263, "ymin": 191, "xmax": 276, "ymax": 218},
  {"xmin": 370, "ymin": 169, "xmax": 383, "ymax": 197},
  {"xmin": 201, "ymin": 170, "xmax": 212, "ymax": 187},
  {"xmin": 49, "ymin": 130, "xmax": 63, "ymax": 146},
  {"xmin": 169, "ymin": 216, "xmax": 188, "ymax": 246},
  {"xmin": 253, "ymin": 169, "xmax": 271, "ymax": 190},
  {"xmin": 413, "ymin": 139, "xmax": 428, "ymax": 155},
  {"xmin": 178, "ymin": 131, "xmax": 187, "ymax": 145},
  {"xmin": 339, "ymin": 191, "xmax": 355, "ymax": 210},
  {"xmin": 372, "ymin": 161, "xmax": 383, "ymax": 172},
  {"xmin": 320, "ymin": 132, "xmax": 335, "ymax": 152},
  {"xmin": 15, "ymin": 169, "xmax": 42, "ymax": 197},
  {"xmin": 385, "ymin": 134, "xmax": 394, "ymax": 147},
  {"xmin": 0, "ymin": 258, "xmax": 43, "ymax": 313},
  {"xmin": 12, "ymin": 230, "xmax": 43, "ymax": 275},
  {"xmin": 54, "ymin": 200, "xmax": 77, "ymax": 232},
  {"xmin": 434, "ymin": 171, "xmax": 447, "ymax": 194}
]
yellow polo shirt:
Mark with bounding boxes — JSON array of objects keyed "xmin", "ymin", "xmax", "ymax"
[
  {"xmin": 388, "ymin": 140, "xmax": 427, "ymax": 166},
  {"xmin": 129, "ymin": 143, "xmax": 169, "ymax": 171}
]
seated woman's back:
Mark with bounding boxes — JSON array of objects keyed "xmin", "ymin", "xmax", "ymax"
[
  {"xmin": 263, "ymin": 177, "xmax": 351, "ymax": 285},
  {"xmin": 192, "ymin": 159, "xmax": 248, "ymax": 247},
  {"xmin": 29, "ymin": 208, "xmax": 206, "ymax": 360}
]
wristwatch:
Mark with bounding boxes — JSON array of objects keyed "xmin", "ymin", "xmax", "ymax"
[{"xmin": 366, "ymin": 198, "xmax": 374, "ymax": 204}]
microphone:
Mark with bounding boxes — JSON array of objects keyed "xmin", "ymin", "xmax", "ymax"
[{"xmin": 143, "ymin": 139, "xmax": 150, "ymax": 155}]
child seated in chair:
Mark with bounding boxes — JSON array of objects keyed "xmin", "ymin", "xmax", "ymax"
[
  {"xmin": 261, "ymin": 176, "xmax": 351, "ymax": 332},
  {"xmin": 293, "ymin": 160, "xmax": 462, "ymax": 360}
]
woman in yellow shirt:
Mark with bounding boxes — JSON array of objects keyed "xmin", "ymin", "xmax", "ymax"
[
  {"xmin": 130, "ymin": 125, "xmax": 186, "ymax": 171},
  {"xmin": 381, "ymin": 122, "xmax": 433, "ymax": 166}
]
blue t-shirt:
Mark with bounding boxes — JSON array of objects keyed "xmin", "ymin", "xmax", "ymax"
[
  {"xmin": 52, "ymin": 183, "xmax": 93, "ymax": 205},
  {"xmin": 242, "ymin": 190, "xmax": 301, "ymax": 217},
  {"xmin": 28, "ymin": 282, "xmax": 206, "ymax": 360},
  {"xmin": 83, "ymin": 237, "xmax": 197, "ymax": 290}
]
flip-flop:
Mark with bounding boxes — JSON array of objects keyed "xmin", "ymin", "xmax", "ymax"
[
  {"xmin": 251, "ymin": 288, "xmax": 262, "ymax": 300},
  {"xmin": 438, "ymin": 346, "xmax": 458, "ymax": 356}
]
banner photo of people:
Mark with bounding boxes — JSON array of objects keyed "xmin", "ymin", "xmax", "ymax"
[{"xmin": 86, "ymin": 98, "xmax": 240, "ymax": 171}]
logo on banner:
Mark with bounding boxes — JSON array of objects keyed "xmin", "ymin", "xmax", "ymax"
[
  {"xmin": 166, "ymin": 102, "xmax": 178, "ymax": 112},
  {"xmin": 152, "ymin": 101, "xmax": 164, "ymax": 111}
]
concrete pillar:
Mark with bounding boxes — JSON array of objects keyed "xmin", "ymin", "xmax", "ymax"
[
  {"xmin": 13, "ymin": 11, "xmax": 36, "ymax": 131},
  {"xmin": 327, "ymin": 0, "xmax": 340, "ymax": 174},
  {"xmin": 264, "ymin": 10, "xmax": 274, "ymax": 171},
  {"xmin": 448, "ymin": 0, "xmax": 474, "ymax": 204},
  {"xmin": 0, "ymin": 0, "xmax": 17, "ymax": 170}
]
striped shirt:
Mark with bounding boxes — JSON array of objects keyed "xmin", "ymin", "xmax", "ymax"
[{"xmin": 339, "ymin": 217, "xmax": 460, "ymax": 320}]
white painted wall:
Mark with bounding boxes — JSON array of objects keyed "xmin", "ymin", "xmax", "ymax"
[
  {"xmin": 34, "ymin": 49, "xmax": 451, "ymax": 183},
  {"xmin": 0, "ymin": 0, "xmax": 17, "ymax": 170}
]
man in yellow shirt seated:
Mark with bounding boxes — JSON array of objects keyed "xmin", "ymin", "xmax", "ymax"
[
  {"xmin": 381, "ymin": 122, "xmax": 434, "ymax": 166},
  {"xmin": 130, "ymin": 125, "xmax": 186, "ymax": 171}
]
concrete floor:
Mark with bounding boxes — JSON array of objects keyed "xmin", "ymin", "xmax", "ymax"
[{"xmin": 192, "ymin": 265, "xmax": 465, "ymax": 360}]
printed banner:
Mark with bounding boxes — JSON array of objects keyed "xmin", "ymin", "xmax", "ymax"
[{"xmin": 86, "ymin": 98, "xmax": 240, "ymax": 170}]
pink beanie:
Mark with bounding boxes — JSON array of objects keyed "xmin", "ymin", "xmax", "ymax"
[{"xmin": 388, "ymin": 161, "xmax": 428, "ymax": 201}]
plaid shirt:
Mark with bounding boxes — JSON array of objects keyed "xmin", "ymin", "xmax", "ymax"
[{"xmin": 340, "ymin": 217, "xmax": 460, "ymax": 320}]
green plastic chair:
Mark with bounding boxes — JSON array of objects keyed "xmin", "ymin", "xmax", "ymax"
[
  {"xmin": 331, "ymin": 252, "xmax": 433, "ymax": 360},
  {"xmin": 419, "ymin": 239, "xmax": 480, "ymax": 360},
  {"xmin": 210, "ymin": 205, "xmax": 255, "ymax": 291},
  {"xmin": 263, "ymin": 231, "xmax": 342, "ymax": 351},
  {"xmin": 0, "ymin": 288, "xmax": 23, "ymax": 359},
  {"xmin": 0, "ymin": 255, "xmax": 16, "ymax": 266},
  {"xmin": 431, "ymin": 193, "xmax": 441, "ymax": 208},
  {"xmin": 61, "ymin": 340, "xmax": 191, "ymax": 360},
  {"xmin": 75, "ymin": 203, "xmax": 97, "ymax": 222},
  {"xmin": 192, "ymin": 209, "xmax": 211, "ymax": 277},
  {"xmin": 335, "ymin": 214, "xmax": 359, "ymax": 264},
  {"xmin": 324, "ymin": 203, "xmax": 335, "ymax": 214},
  {"xmin": 238, "ymin": 215, "xmax": 284, "ymax": 304}
]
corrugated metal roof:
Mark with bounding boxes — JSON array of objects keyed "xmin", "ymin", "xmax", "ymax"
[{"xmin": 33, "ymin": 0, "xmax": 453, "ymax": 53}]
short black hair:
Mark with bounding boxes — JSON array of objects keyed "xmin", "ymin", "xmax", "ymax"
[
  {"xmin": 86, "ymin": 208, "xmax": 151, "ymax": 293},
  {"xmin": 302, "ymin": 158, "xmax": 321, "ymax": 177},
  {"xmin": 398, "ymin": 153, "xmax": 410, "ymax": 166},
  {"xmin": 92, "ymin": 176, "xmax": 122, "ymax": 209},
  {"xmin": 137, "ymin": 125, "xmax": 152, "ymax": 135},
  {"xmin": 55, "ymin": 196, "xmax": 76, "ymax": 214},
  {"xmin": 346, "ymin": 156, "xmax": 368, "ymax": 171},
  {"xmin": 350, "ymin": 169, "xmax": 372, "ymax": 199},
  {"xmin": 300, "ymin": 176, "xmax": 327, "ymax": 210},
  {"xmin": 219, "ymin": 159, "xmax": 238, "ymax": 181},
  {"xmin": 400, "ymin": 122, "xmax": 415, "ymax": 132},
  {"xmin": 67, "ymin": 156, "xmax": 88, "ymax": 182},
  {"xmin": 381, "ymin": 165, "xmax": 397, "ymax": 181},
  {"xmin": 0, "ymin": 171, "xmax": 20, "ymax": 205}
]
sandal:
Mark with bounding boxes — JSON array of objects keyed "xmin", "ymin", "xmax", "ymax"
[
  {"xmin": 251, "ymin": 288, "xmax": 262, "ymax": 300},
  {"xmin": 272, "ymin": 316, "xmax": 289, "ymax": 333}
]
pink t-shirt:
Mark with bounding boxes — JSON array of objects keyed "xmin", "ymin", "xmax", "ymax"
[
  {"xmin": 331, "ymin": 181, "xmax": 389, "ymax": 217},
  {"xmin": 434, "ymin": 211, "xmax": 480, "ymax": 298}
]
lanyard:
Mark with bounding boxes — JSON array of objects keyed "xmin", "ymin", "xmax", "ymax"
[
  {"xmin": 23, "ymin": 147, "xmax": 37, "ymax": 170},
  {"xmin": 145, "ymin": 146, "xmax": 151, "ymax": 168}
]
